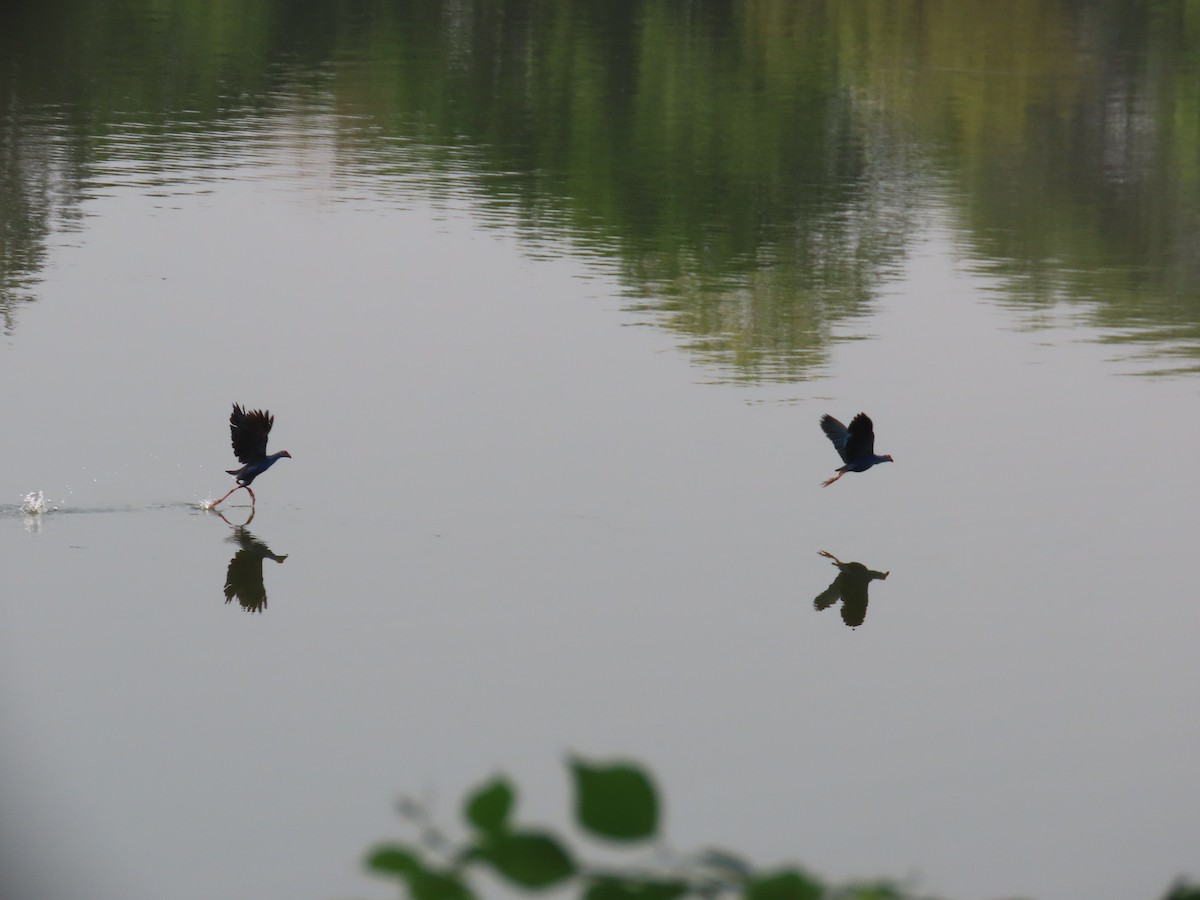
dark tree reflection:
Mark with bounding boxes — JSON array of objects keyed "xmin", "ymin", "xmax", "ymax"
[{"xmin": 813, "ymin": 549, "xmax": 889, "ymax": 629}]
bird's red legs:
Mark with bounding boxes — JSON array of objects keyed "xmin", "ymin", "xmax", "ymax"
[
  {"xmin": 821, "ymin": 471, "xmax": 845, "ymax": 488},
  {"xmin": 211, "ymin": 485, "xmax": 241, "ymax": 507},
  {"xmin": 213, "ymin": 505, "xmax": 256, "ymax": 528},
  {"xmin": 212, "ymin": 484, "xmax": 256, "ymax": 508}
]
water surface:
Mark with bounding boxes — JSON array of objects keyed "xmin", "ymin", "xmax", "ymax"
[{"xmin": 2, "ymin": 4, "xmax": 1198, "ymax": 900}]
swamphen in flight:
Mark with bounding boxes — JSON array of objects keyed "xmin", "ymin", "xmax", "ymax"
[
  {"xmin": 820, "ymin": 412, "xmax": 892, "ymax": 487},
  {"xmin": 211, "ymin": 404, "xmax": 291, "ymax": 507}
]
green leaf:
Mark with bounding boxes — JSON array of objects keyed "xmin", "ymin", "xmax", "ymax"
[
  {"xmin": 745, "ymin": 869, "xmax": 824, "ymax": 900},
  {"xmin": 837, "ymin": 882, "xmax": 905, "ymax": 900},
  {"xmin": 464, "ymin": 776, "xmax": 514, "ymax": 834},
  {"xmin": 365, "ymin": 843, "xmax": 422, "ymax": 877},
  {"xmin": 365, "ymin": 844, "xmax": 474, "ymax": 900},
  {"xmin": 584, "ymin": 875, "xmax": 690, "ymax": 900},
  {"xmin": 478, "ymin": 829, "xmax": 575, "ymax": 889},
  {"xmin": 407, "ymin": 869, "xmax": 474, "ymax": 900},
  {"xmin": 570, "ymin": 757, "xmax": 659, "ymax": 841}
]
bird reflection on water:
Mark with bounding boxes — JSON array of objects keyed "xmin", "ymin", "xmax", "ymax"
[
  {"xmin": 813, "ymin": 550, "xmax": 889, "ymax": 628},
  {"xmin": 215, "ymin": 520, "xmax": 289, "ymax": 614}
]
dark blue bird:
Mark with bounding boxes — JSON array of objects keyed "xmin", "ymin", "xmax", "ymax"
[
  {"xmin": 212, "ymin": 404, "xmax": 291, "ymax": 507},
  {"xmin": 820, "ymin": 412, "xmax": 893, "ymax": 487}
]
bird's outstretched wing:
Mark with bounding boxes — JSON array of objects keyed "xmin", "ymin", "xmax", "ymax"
[
  {"xmin": 820, "ymin": 414, "xmax": 852, "ymax": 463},
  {"xmin": 844, "ymin": 413, "xmax": 876, "ymax": 462},
  {"xmin": 224, "ymin": 547, "xmax": 268, "ymax": 613},
  {"xmin": 230, "ymin": 404, "xmax": 273, "ymax": 463},
  {"xmin": 814, "ymin": 580, "xmax": 842, "ymax": 612},
  {"xmin": 840, "ymin": 590, "xmax": 868, "ymax": 628}
]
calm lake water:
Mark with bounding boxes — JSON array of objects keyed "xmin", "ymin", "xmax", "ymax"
[{"xmin": 2, "ymin": 3, "xmax": 1198, "ymax": 900}]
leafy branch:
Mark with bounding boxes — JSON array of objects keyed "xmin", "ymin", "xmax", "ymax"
[
  {"xmin": 366, "ymin": 756, "xmax": 924, "ymax": 900},
  {"xmin": 365, "ymin": 755, "xmax": 1200, "ymax": 900}
]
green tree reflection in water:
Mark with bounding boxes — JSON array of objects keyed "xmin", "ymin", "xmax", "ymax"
[{"xmin": 1, "ymin": 0, "xmax": 1198, "ymax": 371}]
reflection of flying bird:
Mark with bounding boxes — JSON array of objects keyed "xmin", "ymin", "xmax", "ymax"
[
  {"xmin": 820, "ymin": 412, "xmax": 893, "ymax": 487},
  {"xmin": 814, "ymin": 550, "xmax": 889, "ymax": 628},
  {"xmin": 223, "ymin": 528, "xmax": 288, "ymax": 613},
  {"xmin": 212, "ymin": 404, "xmax": 291, "ymax": 507}
]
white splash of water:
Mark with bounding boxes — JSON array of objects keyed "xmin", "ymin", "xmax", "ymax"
[{"xmin": 20, "ymin": 490, "xmax": 56, "ymax": 515}]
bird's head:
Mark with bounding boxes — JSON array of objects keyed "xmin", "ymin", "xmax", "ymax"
[
  {"xmin": 882, "ymin": 454, "xmax": 894, "ymax": 463},
  {"xmin": 279, "ymin": 450, "xmax": 292, "ymax": 459}
]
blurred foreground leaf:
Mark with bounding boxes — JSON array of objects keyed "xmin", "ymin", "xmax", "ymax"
[
  {"xmin": 465, "ymin": 776, "xmax": 514, "ymax": 835},
  {"xmin": 745, "ymin": 868, "xmax": 823, "ymax": 900},
  {"xmin": 835, "ymin": 884, "xmax": 907, "ymax": 900},
  {"xmin": 366, "ymin": 844, "xmax": 474, "ymax": 900},
  {"xmin": 1163, "ymin": 881, "xmax": 1200, "ymax": 900},
  {"xmin": 584, "ymin": 875, "xmax": 690, "ymax": 900},
  {"xmin": 571, "ymin": 757, "xmax": 659, "ymax": 841},
  {"xmin": 367, "ymin": 844, "xmax": 423, "ymax": 877},
  {"xmin": 478, "ymin": 829, "xmax": 575, "ymax": 889}
]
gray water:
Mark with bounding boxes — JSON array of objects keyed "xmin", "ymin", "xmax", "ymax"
[{"xmin": 2, "ymin": 4, "xmax": 1198, "ymax": 900}]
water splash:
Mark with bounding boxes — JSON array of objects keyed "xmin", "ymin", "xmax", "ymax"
[{"xmin": 20, "ymin": 490, "xmax": 57, "ymax": 515}]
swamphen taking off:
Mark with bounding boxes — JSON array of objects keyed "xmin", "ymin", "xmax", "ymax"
[
  {"xmin": 820, "ymin": 412, "xmax": 892, "ymax": 487},
  {"xmin": 211, "ymin": 404, "xmax": 291, "ymax": 507}
]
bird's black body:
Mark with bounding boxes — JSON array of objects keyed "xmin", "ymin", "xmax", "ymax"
[
  {"xmin": 212, "ymin": 404, "xmax": 291, "ymax": 507},
  {"xmin": 820, "ymin": 412, "xmax": 893, "ymax": 487}
]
